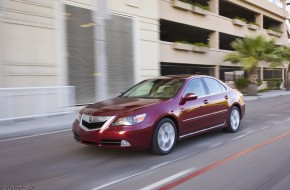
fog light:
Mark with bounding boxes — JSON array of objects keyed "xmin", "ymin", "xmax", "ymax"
[{"xmin": 121, "ymin": 140, "xmax": 131, "ymax": 147}]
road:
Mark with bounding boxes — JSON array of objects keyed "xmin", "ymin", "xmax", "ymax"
[{"xmin": 1, "ymin": 95, "xmax": 290, "ymax": 190}]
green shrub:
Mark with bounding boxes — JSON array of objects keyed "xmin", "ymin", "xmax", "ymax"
[
  {"xmin": 248, "ymin": 22, "xmax": 260, "ymax": 27},
  {"xmin": 267, "ymin": 80, "xmax": 275, "ymax": 89},
  {"xmin": 176, "ymin": 41, "xmax": 209, "ymax": 47},
  {"xmin": 176, "ymin": 41, "xmax": 192, "ymax": 44},
  {"xmin": 257, "ymin": 79, "xmax": 263, "ymax": 86},
  {"xmin": 234, "ymin": 17, "xmax": 248, "ymax": 23},
  {"xmin": 275, "ymin": 79, "xmax": 282, "ymax": 89},
  {"xmin": 267, "ymin": 79, "xmax": 282, "ymax": 90},
  {"xmin": 193, "ymin": 42, "xmax": 209, "ymax": 47},
  {"xmin": 235, "ymin": 78, "xmax": 249, "ymax": 90},
  {"xmin": 268, "ymin": 27, "xmax": 282, "ymax": 34},
  {"xmin": 194, "ymin": 3, "xmax": 209, "ymax": 10},
  {"xmin": 178, "ymin": 1, "xmax": 209, "ymax": 10},
  {"xmin": 179, "ymin": 0, "xmax": 192, "ymax": 4},
  {"xmin": 258, "ymin": 88, "xmax": 269, "ymax": 93}
]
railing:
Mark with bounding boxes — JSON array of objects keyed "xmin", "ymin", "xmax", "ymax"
[{"xmin": 0, "ymin": 86, "xmax": 75, "ymax": 121}]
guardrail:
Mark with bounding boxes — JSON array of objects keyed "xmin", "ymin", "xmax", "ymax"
[{"xmin": 0, "ymin": 86, "xmax": 75, "ymax": 121}]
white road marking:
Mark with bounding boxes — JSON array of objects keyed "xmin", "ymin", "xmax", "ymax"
[
  {"xmin": 231, "ymin": 134, "xmax": 248, "ymax": 141},
  {"xmin": 0, "ymin": 129, "xmax": 71, "ymax": 143},
  {"xmin": 139, "ymin": 168, "xmax": 195, "ymax": 190},
  {"xmin": 90, "ymin": 161, "xmax": 172, "ymax": 190}
]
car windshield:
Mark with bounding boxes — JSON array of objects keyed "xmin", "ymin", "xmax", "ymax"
[{"xmin": 121, "ymin": 79, "xmax": 184, "ymax": 99}]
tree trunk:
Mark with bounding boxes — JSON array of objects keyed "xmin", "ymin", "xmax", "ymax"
[{"xmin": 247, "ymin": 69, "xmax": 258, "ymax": 95}]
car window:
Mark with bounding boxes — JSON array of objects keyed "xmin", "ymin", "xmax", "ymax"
[
  {"xmin": 121, "ymin": 79, "xmax": 184, "ymax": 99},
  {"xmin": 127, "ymin": 82, "xmax": 154, "ymax": 97},
  {"xmin": 182, "ymin": 79, "xmax": 206, "ymax": 97},
  {"xmin": 203, "ymin": 78, "xmax": 223, "ymax": 94}
]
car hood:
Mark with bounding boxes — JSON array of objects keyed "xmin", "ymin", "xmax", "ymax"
[{"xmin": 80, "ymin": 97, "xmax": 167, "ymax": 116}]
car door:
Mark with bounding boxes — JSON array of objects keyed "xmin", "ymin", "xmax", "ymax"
[
  {"xmin": 202, "ymin": 77, "xmax": 230, "ymax": 127},
  {"xmin": 179, "ymin": 78, "xmax": 211, "ymax": 136}
]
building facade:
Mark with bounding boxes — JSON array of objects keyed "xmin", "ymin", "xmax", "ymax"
[
  {"xmin": 0, "ymin": 0, "xmax": 288, "ymax": 119},
  {"xmin": 160, "ymin": 0, "xmax": 288, "ymax": 86}
]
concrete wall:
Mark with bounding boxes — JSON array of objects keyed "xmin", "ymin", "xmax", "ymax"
[
  {"xmin": 0, "ymin": 0, "xmax": 58, "ymax": 88},
  {"xmin": 0, "ymin": 86, "xmax": 75, "ymax": 121}
]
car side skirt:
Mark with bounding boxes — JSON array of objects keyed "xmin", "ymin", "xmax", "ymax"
[{"xmin": 179, "ymin": 121, "xmax": 226, "ymax": 139}]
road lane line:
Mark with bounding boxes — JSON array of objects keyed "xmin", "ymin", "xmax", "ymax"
[
  {"xmin": 90, "ymin": 161, "xmax": 174, "ymax": 190},
  {"xmin": 0, "ymin": 129, "xmax": 71, "ymax": 143},
  {"xmin": 158, "ymin": 131, "xmax": 290, "ymax": 190},
  {"xmin": 139, "ymin": 168, "xmax": 195, "ymax": 190}
]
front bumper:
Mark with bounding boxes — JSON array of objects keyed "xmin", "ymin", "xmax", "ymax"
[{"xmin": 72, "ymin": 120, "xmax": 153, "ymax": 150}]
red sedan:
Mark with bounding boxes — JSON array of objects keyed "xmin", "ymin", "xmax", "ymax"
[{"xmin": 72, "ymin": 75, "xmax": 245, "ymax": 155}]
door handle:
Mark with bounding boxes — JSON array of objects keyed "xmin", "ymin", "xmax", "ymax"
[
  {"xmin": 203, "ymin": 100, "xmax": 209, "ymax": 104},
  {"xmin": 225, "ymin": 95, "xmax": 229, "ymax": 100}
]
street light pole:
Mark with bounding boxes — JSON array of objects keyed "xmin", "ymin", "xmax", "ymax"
[{"xmin": 94, "ymin": 0, "xmax": 109, "ymax": 101}]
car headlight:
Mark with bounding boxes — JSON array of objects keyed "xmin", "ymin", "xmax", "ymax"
[
  {"xmin": 76, "ymin": 112, "xmax": 82, "ymax": 121},
  {"xmin": 112, "ymin": 113, "xmax": 147, "ymax": 126}
]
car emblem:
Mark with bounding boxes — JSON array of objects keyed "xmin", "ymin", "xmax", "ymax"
[{"xmin": 89, "ymin": 116, "xmax": 93, "ymax": 123}]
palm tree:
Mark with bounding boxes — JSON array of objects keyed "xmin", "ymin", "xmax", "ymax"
[
  {"xmin": 224, "ymin": 35, "xmax": 284, "ymax": 95},
  {"xmin": 276, "ymin": 45, "xmax": 290, "ymax": 91}
]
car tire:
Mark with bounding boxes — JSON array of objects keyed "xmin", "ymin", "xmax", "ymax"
[
  {"xmin": 151, "ymin": 118, "xmax": 177, "ymax": 155},
  {"xmin": 224, "ymin": 106, "xmax": 240, "ymax": 133}
]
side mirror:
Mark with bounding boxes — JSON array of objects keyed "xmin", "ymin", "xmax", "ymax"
[{"xmin": 180, "ymin": 93, "xmax": 198, "ymax": 105}]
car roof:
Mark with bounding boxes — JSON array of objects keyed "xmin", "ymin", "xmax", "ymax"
[{"xmin": 150, "ymin": 74, "xmax": 212, "ymax": 80}]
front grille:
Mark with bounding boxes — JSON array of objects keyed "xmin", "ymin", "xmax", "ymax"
[{"xmin": 82, "ymin": 120, "xmax": 106, "ymax": 130}]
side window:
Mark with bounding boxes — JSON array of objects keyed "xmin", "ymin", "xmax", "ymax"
[
  {"xmin": 183, "ymin": 79, "xmax": 206, "ymax": 97},
  {"xmin": 203, "ymin": 78, "xmax": 223, "ymax": 94}
]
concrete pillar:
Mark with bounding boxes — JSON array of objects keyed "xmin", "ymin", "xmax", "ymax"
[
  {"xmin": 256, "ymin": 14, "xmax": 263, "ymax": 29},
  {"xmin": 281, "ymin": 0, "xmax": 286, "ymax": 10},
  {"xmin": 95, "ymin": 0, "xmax": 109, "ymax": 102},
  {"xmin": 209, "ymin": 31, "xmax": 219, "ymax": 49},
  {"xmin": 215, "ymin": 65, "xmax": 220, "ymax": 79},
  {"xmin": 209, "ymin": 0, "xmax": 219, "ymax": 14},
  {"xmin": 260, "ymin": 67, "xmax": 264, "ymax": 80},
  {"xmin": 281, "ymin": 68, "xmax": 287, "ymax": 88}
]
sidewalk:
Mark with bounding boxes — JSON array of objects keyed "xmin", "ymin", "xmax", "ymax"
[
  {"xmin": 0, "ymin": 90, "xmax": 290, "ymax": 138},
  {"xmin": 243, "ymin": 90, "xmax": 290, "ymax": 101}
]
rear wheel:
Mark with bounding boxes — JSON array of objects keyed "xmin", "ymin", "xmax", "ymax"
[
  {"xmin": 224, "ymin": 106, "xmax": 240, "ymax": 133},
  {"xmin": 151, "ymin": 118, "xmax": 176, "ymax": 155}
]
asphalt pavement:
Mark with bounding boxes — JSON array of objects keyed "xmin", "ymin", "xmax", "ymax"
[{"xmin": 0, "ymin": 90, "xmax": 290, "ymax": 190}]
